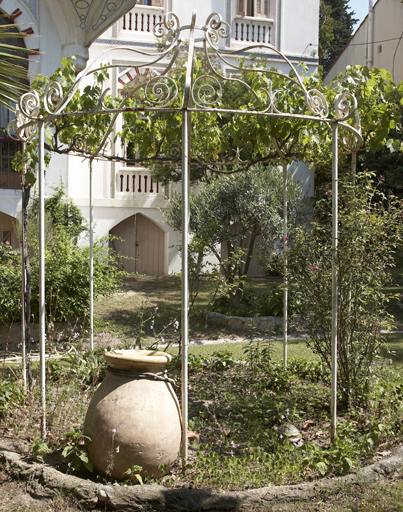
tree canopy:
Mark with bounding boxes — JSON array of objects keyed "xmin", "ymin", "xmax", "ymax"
[
  {"xmin": 165, "ymin": 164, "xmax": 305, "ymax": 306},
  {"xmin": 12, "ymin": 54, "xmax": 403, "ymax": 197},
  {"xmin": 319, "ymin": 0, "xmax": 358, "ymax": 75}
]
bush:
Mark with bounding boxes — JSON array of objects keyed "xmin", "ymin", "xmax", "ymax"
[
  {"xmin": 29, "ymin": 231, "xmax": 125, "ymax": 323},
  {"xmin": 0, "ymin": 188, "xmax": 126, "ymax": 325},
  {"xmin": 0, "ymin": 242, "xmax": 22, "ymax": 324},
  {"xmin": 210, "ymin": 286, "xmax": 301, "ymax": 318},
  {"xmin": 284, "ymin": 173, "xmax": 403, "ymax": 408}
]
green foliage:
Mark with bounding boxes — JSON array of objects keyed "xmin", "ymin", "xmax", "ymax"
[
  {"xmin": 319, "ymin": 0, "xmax": 358, "ymax": 75},
  {"xmin": 188, "ymin": 350, "xmax": 236, "ymax": 373},
  {"xmin": 30, "ymin": 438, "xmax": 51, "ymax": 460},
  {"xmin": 29, "ymin": 186, "xmax": 88, "ymax": 244},
  {"xmin": 0, "ymin": 188, "xmax": 126, "ymax": 325},
  {"xmin": 12, "ymin": 57, "xmax": 115, "ymax": 184},
  {"xmin": 120, "ymin": 51, "xmax": 333, "ymax": 182},
  {"xmin": 288, "ymin": 358, "xmax": 330, "ymax": 383},
  {"xmin": 165, "ymin": 165, "xmax": 305, "ymax": 307},
  {"xmin": 0, "ymin": 18, "xmax": 30, "ymax": 107},
  {"xmin": 30, "ymin": 232, "xmax": 124, "ymax": 323},
  {"xmin": 0, "ymin": 379, "xmax": 24, "ymax": 416},
  {"xmin": 312, "ymin": 66, "xmax": 403, "ymax": 196},
  {"xmin": 61, "ymin": 428, "xmax": 93, "ymax": 473},
  {"xmin": 63, "ymin": 347, "xmax": 107, "ymax": 387},
  {"xmin": 0, "ymin": 242, "xmax": 22, "ymax": 325},
  {"xmin": 123, "ymin": 464, "xmax": 144, "ymax": 485},
  {"xmin": 243, "ymin": 330, "xmax": 273, "ymax": 368},
  {"xmin": 284, "ymin": 173, "xmax": 403, "ymax": 408},
  {"xmin": 210, "ymin": 286, "xmax": 302, "ymax": 318}
]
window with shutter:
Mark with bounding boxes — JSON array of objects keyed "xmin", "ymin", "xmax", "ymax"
[
  {"xmin": 238, "ymin": 0, "xmax": 270, "ymax": 18},
  {"xmin": 137, "ymin": 0, "xmax": 163, "ymax": 6}
]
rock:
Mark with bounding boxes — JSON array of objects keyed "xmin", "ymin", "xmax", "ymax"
[
  {"xmin": 187, "ymin": 431, "xmax": 200, "ymax": 444},
  {"xmin": 204, "ymin": 310, "xmax": 283, "ymax": 332},
  {"xmin": 273, "ymin": 423, "xmax": 303, "ymax": 447}
]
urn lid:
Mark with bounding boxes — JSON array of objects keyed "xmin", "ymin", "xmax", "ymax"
[{"xmin": 104, "ymin": 349, "xmax": 172, "ymax": 372}]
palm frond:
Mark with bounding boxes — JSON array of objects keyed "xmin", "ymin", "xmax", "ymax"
[{"xmin": 0, "ymin": 20, "xmax": 32, "ymax": 108}]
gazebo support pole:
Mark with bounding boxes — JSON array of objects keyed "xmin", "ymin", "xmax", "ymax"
[
  {"xmin": 89, "ymin": 159, "xmax": 94, "ymax": 352},
  {"xmin": 180, "ymin": 9, "xmax": 196, "ymax": 472},
  {"xmin": 21, "ymin": 149, "xmax": 27, "ymax": 392},
  {"xmin": 181, "ymin": 109, "xmax": 191, "ymax": 467},
  {"xmin": 282, "ymin": 161, "xmax": 288, "ymax": 366},
  {"xmin": 21, "ymin": 240, "xmax": 26, "ymax": 392},
  {"xmin": 38, "ymin": 119, "xmax": 46, "ymax": 438},
  {"xmin": 331, "ymin": 121, "xmax": 339, "ymax": 444},
  {"xmin": 351, "ymin": 151, "xmax": 357, "ymax": 183}
]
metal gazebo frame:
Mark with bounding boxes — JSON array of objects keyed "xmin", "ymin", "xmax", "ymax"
[{"xmin": 12, "ymin": 10, "xmax": 362, "ymax": 459}]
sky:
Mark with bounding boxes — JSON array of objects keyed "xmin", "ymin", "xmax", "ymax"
[{"xmin": 348, "ymin": 0, "xmax": 372, "ymax": 32}]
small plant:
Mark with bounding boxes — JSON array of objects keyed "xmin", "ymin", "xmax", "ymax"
[
  {"xmin": 30, "ymin": 437, "xmax": 51, "ymax": 460},
  {"xmin": 243, "ymin": 321, "xmax": 272, "ymax": 369},
  {"xmin": 0, "ymin": 379, "xmax": 24, "ymax": 417},
  {"xmin": 123, "ymin": 464, "xmax": 144, "ymax": 484},
  {"xmin": 210, "ymin": 287, "xmax": 302, "ymax": 318},
  {"xmin": 64, "ymin": 347, "xmax": 107, "ymax": 387},
  {"xmin": 61, "ymin": 428, "xmax": 93, "ymax": 473},
  {"xmin": 188, "ymin": 350, "xmax": 235, "ymax": 373},
  {"xmin": 288, "ymin": 358, "xmax": 330, "ymax": 383}
]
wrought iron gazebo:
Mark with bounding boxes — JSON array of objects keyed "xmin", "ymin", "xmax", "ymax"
[{"xmin": 11, "ymin": 11, "xmax": 362, "ymax": 459}]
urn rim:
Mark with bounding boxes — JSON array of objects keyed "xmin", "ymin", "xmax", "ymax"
[{"xmin": 104, "ymin": 349, "xmax": 172, "ymax": 371}]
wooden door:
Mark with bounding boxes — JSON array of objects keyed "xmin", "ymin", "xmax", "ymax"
[{"xmin": 110, "ymin": 213, "xmax": 164, "ymax": 275}]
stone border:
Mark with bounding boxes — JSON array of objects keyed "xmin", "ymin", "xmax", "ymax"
[
  {"xmin": 1, "ymin": 444, "xmax": 403, "ymax": 511},
  {"xmin": 205, "ymin": 310, "xmax": 283, "ymax": 332}
]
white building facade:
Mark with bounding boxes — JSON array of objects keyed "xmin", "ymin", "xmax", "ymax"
[
  {"xmin": 1, "ymin": 0, "xmax": 319, "ymax": 275},
  {"xmin": 325, "ymin": 0, "xmax": 403, "ymax": 85}
]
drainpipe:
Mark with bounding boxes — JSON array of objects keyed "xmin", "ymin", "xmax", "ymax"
[
  {"xmin": 367, "ymin": 0, "xmax": 374, "ymax": 68},
  {"xmin": 276, "ymin": 0, "xmax": 282, "ymax": 51}
]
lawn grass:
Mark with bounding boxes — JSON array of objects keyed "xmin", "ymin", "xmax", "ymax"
[{"xmin": 167, "ymin": 337, "xmax": 319, "ymax": 363}]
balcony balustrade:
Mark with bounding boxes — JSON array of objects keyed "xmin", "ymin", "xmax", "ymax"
[
  {"xmin": 119, "ymin": 5, "xmax": 163, "ymax": 39},
  {"xmin": 116, "ymin": 168, "xmax": 165, "ymax": 197},
  {"xmin": 117, "ymin": 6, "xmax": 274, "ymax": 49},
  {"xmin": 233, "ymin": 16, "xmax": 273, "ymax": 45}
]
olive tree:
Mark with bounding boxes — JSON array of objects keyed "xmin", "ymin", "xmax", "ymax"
[{"xmin": 165, "ymin": 164, "xmax": 305, "ymax": 308}]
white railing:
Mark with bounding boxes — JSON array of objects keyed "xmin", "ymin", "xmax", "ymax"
[
  {"xmin": 116, "ymin": 168, "xmax": 165, "ymax": 196},
  {"xmin": 119, "ymin": 5, "xmax": 164, "ymax": 37},
  {"xmin": 233, "ymin": 16, "xmax": 274, "ymax": 45},
  {"xmin": 118, "ymin": 8, "xmax": 275, "ymax": 49}
]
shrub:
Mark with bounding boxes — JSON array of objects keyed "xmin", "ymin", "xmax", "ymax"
[
  {"xmin": 0, "ymin": 188, "xmax": 126, "ymax": 325},
  {"xmin": 284, "ymin": 173, "xmax": 403, "ymax": 408},
  {"xmin": 0, "ymin": 242, "xmax": 22, "ymax": 325},
  {"xmin": 29, "ymin": 231, "xmax": 125, "ymax": 323},
  {"xmin": 210, "ymin": 286, "xmax": 301, "ymax": 318}
]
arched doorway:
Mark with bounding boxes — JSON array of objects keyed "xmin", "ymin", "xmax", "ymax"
[
  {"xmin": 110, "ymin": 213, "xmax": 164, "ymax": 275},
  {"xmin": 0, "ymin": 211, "xmax": 18, "ymax": 248}
]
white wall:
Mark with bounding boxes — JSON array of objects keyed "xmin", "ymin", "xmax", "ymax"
[
  {"xmin": 279, "ymin": 0, "xmax": 319, "ymax": 59},
  {"xmin": 325, "ymin": 0, "xmax": 403, "ymax": 85}
]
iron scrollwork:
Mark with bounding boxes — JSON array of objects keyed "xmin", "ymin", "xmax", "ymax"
[{"xmin": 11, "ymin": 11, "xmax": 362, "ymax": 155}]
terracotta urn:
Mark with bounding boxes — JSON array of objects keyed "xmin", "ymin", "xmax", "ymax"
[{"xmin": 83, "ymin": 349, "xmax": 181, "ymax": 481}]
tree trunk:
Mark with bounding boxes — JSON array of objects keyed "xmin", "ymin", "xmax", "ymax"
[{"xmin": 232, "ymin": 231, "xmax": 258, "ymax": 307}]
